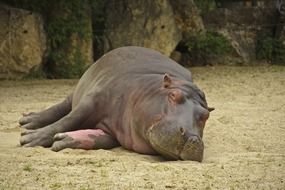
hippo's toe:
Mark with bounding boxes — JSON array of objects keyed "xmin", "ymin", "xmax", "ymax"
[
  {"xmin": 19, "ymin": 114, "xmax": 33, "ymax": 125},
  {"xmin": 20, "ymin": 130, "xmax": 35, "ymax": 145},
  {"xmin": 19, "ymin": 112, "xmax": 49, "ymax": 130},
  {"xmin": 19, "ymin": 113, "xmax": 40, "ymax": 129},
  {"xmin": 20, "ymin": 127, "xmax": 54, "ymax": 148},
  {"xmin": 51, "ymin": 134, "xmax": 79, "ymax": 152}
]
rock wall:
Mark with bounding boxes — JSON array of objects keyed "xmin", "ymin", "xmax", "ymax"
[
  {"xmin": 103, "ymin": 0, "xmax": 180, "ymax": 56},
  {"xmin": 169, "ymin": 0, "xmax": 204, "ymax": 37},
  {"xmin": 203, "ymin": 5, "xmax": 277, "ymax": 64},
  {"xmin": 0, "ymin": 1, "xmax": 203, "ymax": 79},
  {"xmin": 0, "ymin": 5, "xmax": 46, "ymax": 79},
  {"xmin": 103, "ymin": 0, "xmax": 203, "ymax": 57}
]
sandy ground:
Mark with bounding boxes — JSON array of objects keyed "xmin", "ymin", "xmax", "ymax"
[{"xmin": 0, "ymin": 66, "xmax": 284, "ymax": 190}]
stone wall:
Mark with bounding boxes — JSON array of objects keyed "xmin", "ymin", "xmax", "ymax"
[
  {"xmin": 203, "ymin": 3, "xmax": 278, "ymax": 64},
  {"xmin": 0, "ymin": 5, "xmax": 46, "ymax": 79},
  {"xmin": 169, "ymin": 0, "xmax": 204, "ymax": 37},
  {"xmin": 103, "ymin": 0, "xmax": 203, "ymax": 57},
  {"xmin": 103, "ymin": 0, "xmax": 181, "ymax": 56}
]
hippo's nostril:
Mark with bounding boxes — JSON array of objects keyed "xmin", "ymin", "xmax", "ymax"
[{"xmin": 188, "ymin": 135, "xmax": 200, "ymax": 144}]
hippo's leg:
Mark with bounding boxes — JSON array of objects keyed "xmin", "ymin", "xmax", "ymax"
[
  {"xmin": 51, "ymin": 129, "xmax": 119, "ymax": 151},
  {"xmin": 19, "ymin": 94, "xmax": 72, "ymax": 129},
  {"xmin": 20, "ymin": 93, "xmax": 103, "ymax": 148}
]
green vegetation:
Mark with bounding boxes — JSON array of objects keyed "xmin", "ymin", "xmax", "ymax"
[
  {"xmin": 91, "ymin": 0, "xmax": 105, "ymax": 37},
  {"xmin": 49, "ymin": 183, "xmax": 62, "ymax": 189},
  {"xmin": 0, "ymin": 0, "xmax": 48, "ymax": 13},
  {"xmin": 194, "ymin": 0, "xmax": 217, "ymax": 15},
  {"xmin": 23, "ymin": 164, "xmax": 33, "ymax": 172},
  {"xmin": 45, "ymin": 0, "xmax": 92, "ymax": 78},
  {"xmin": 256, "ymin": 37, "xmax": 285, "ymax": 64},
  {"xmin": 23, "ymin": 68, "xmax": 47, "ymax": 79},
  {"xmin": 186, "ymin": 31, "xmax": 231, "ymax": 64}
]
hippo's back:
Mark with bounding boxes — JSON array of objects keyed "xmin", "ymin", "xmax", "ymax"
[{"xmin": 72, "ymin": 46, "xmax": 192, "ymax": 105}]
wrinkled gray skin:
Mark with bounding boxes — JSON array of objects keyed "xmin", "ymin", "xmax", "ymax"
[{"xmin": 19, "ymin": 46, "xmax": 213, "ymax": 162}]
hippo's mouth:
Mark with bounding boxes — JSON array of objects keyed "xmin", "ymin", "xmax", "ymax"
[
  {"xmin": 149, "ymin": 136, "xmax": 203, "ymax": 161},
  {"xmin": 146, "ymin": 122, "xmax": 181, "ymax": 160},
  {"xmin": 146, "ymin": 115, "xmax": 204, "ymax": 161},
  {"xmin": 147, "ymin": 124, "xmax": 203, "ymax": 161},
  {"xmin": 148, "ymin": 139, "xmax": 181, "ymax": 160},
  {"xmin": 178, "ymin": 136, "xmax": 204, "ymax": 162}
]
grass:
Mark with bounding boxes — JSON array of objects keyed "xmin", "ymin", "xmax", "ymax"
[{"xmin": 23, "ymin": 164, "xmax": 33, "ymax": 172}]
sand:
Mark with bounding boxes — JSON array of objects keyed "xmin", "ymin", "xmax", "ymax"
[{"xmin": 0, "ymin": 65, "xmax": 284, "ymax": 190}]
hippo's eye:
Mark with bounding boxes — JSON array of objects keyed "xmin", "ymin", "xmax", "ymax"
[{"xmin": 168, "ymin": 89, "xmax": 185, "ymax": 104}]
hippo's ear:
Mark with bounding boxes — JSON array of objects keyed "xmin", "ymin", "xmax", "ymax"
[
  {"xmin": 208, "ymin": 107, "xmax": 215, "ymax": 112},
  {"xmin": 163, "ymin": 73, "xmax": 172, "ymax": 88}
]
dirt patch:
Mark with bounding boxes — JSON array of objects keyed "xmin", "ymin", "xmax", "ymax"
[{"xmin": 0, "ymin": 66, "xmax": 284, "ymax": 189}]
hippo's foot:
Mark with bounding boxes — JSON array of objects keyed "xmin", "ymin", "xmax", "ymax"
[
  {"xmin": 19, "ymin": 95, "xmax": 72, "ymax": 130},
  {"xmin": 19, "ymin": 112, "xmax": 50, "ymax": 130},
  {"xmin": 51, "ymin": 129, "xmax": 119, "ymax": 151},
  {"xmin": 20, "ymin": 126, "xmax": 55, "ymax": 147}
]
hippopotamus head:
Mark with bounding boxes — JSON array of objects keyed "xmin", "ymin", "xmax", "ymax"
[{"xmin": 144, "ymin": 74, "xmax": 213, "ymax": 162}]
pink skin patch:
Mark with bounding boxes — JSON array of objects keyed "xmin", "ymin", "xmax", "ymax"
[{"xmin": 65, "ymin": 129, "xmax": 106, "ymax": 149}]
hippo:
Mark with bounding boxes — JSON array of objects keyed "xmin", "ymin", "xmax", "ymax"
[{"xmin": 19, "ymin": 46, "xmax": 213, "ymax": 162}]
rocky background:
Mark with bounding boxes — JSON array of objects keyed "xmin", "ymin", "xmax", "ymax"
[
  {"xmin": 0, "ymin": 0, "xmax": 284, "ymax": 79},
  {"xmin": 0, "ymin": 5, "xmax": 46, "ymax": 79}
]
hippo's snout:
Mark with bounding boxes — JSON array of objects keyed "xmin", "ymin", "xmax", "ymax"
[
  {"xmin": 179, "ymin": 135, "xmax": 204, "ymax": 162},
  {"xmin": 147, "ymin": 121, "xmax": 204, "ymax": 161}
]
